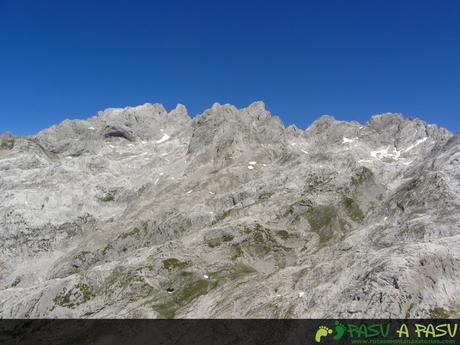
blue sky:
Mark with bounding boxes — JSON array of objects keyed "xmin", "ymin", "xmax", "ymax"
[{"xmin": 1, "ymin": 0, "xmax": 459, "ymax": 135}]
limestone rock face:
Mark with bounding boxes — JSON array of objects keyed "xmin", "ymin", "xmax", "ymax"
[{"xmin": 0, "ymin": 102, "xmax": 459, "ymax": 318}]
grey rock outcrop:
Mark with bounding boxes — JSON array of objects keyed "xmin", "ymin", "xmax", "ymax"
[{"xmin": 0, "ymin": 102, "xmax": 459, "ymax": 318}]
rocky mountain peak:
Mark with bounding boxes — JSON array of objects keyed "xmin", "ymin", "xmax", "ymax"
[
  {"xmin": 169, "ymin": 103, "xmax": 189, "ymax": 121},
  {"xmin": 187, "ymin": 102, "xmax": 285, "ymax": 160},
  {"xmin": 245, "ymin": 100, "xmax": 269, "ymax": 120},
  {"xmin": 368, "ymin": 112, "xmax": 404, "ymax": 127}
]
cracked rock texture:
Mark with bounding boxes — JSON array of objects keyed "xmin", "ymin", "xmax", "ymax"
[{"xmin": 0, "ymin": 102, "xmax": 459, "ymax": 318}]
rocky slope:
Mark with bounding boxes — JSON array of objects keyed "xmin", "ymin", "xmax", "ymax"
[{"xmin": 0, "ymin": 102, "xmax": 459, "ymax": 318}]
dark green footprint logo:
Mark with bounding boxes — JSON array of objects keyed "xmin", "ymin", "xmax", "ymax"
[{"xmin": 333, "ymin": 321, "xmax": 345, "ymax": 341}]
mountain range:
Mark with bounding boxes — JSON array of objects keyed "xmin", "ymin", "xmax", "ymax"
[{"xmin": 0, "ymin": 101, "xmax": 459, "ymax": 318}]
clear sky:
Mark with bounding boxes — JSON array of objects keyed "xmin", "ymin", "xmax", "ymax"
[{"xmin": 1, "ymin": 0, "xmax": 459, "ymax": 135}]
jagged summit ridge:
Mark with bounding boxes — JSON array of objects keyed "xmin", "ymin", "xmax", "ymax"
[{"xmin": 0, "ymin": 102, "xmax": 459, "ymax": 318}]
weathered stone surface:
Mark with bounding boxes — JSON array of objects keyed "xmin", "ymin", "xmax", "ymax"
[{"xmin": 0, "ymin": 102, "xmax": 459, "ymax": 318}]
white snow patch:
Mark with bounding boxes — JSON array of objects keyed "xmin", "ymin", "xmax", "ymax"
[
  {"xmin": 298, "ymin": 292, "xmax": 305, "ymax": 298},
  {"xmin": 300, "ymin": 149, "xmax": 309, "ymax": 154},
  {"xmin": 342, "ymin": 137, "xmax": 354, "ymax": 144},
  {"xmin": 290, "ymin": 143, "xmax": 296, "ymax": 146},
  {"xmin": 141, "ymin": 141, "xmax": 147, "ymax": 144},
  {"xmin": 203, "ymin": 275, "xmax": 209, "ymax": 279},
  {"xmin": 159, "ymin": 172, "xmax": 164, "ymax": 175},
  {"xmin": 109, "ymin": 145, "xmax": 115, "ymax": 148},
  {"xmin": 370, "ymin": 146, "xmax": 401, "ymax": 161},
  {"xmin": 66, "ymin": 156, "xmax": 72, "ymax": 159},
  {"xmin": 263, "ymin": 164, "xmax": 267, "ymax": 167},
  {"xmin": 404, "ymin": 137, "xmax": 428, "ymax": 152},
  {"xmin": 209, "ymin": 191, "xmax": 215, "ymax": 195},
  {"xmin": 88, "ymin": 126, "xmax": 95, "ymax": 130},
  {"xmin": 154, "ymin": 178, "xmax": 160, "ymax": 185},
  {"xmin": 384, "ymin": 217, "xmax": 388, "ymax": 221},
  {"xmin": 248, "ymin": 161, "xmax": 257, "ymax": 165},
  {"xmin": 186, "ymin": 190, "xmax": 193, "ymax": 194},
  {"xmin": 248, "ymin": 166, "xmax": 254, "ymax": 170},
  {"xmin": 156, "ymin": 134, "xmax": 170, "ymax": 144},
  {"xmin": 161, "ymin": 153, "xmax": 168, "ymax": 156}
]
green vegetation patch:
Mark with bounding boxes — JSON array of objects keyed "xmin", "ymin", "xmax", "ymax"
[
  {"xmin": 351, "ymin": 166, "xmax": 374, "ymax": 186},
  {"xmin": 162, "ymin": 258, "xmax": 191, "ymax": 270},
  {"xmin": 251, "ymin": 224, "xmax": 276, "ymax": 255},
  {"xmin": 152, "ymin": 264, "xmax": 256, "ymax": 319},
  {"xmin": 235, "ymin": 223, "xmax": 291, "ymax": 260},
  {"xmin": 341, "ymin": 196, "xmax": 365, "ymax": 222},
  {"xmin": 305, "ymin": 206, "xmax": 347, "ymax": 245},
  {"xmin": 105, "ymin": 266, "xmax": 138, "ymax": 289},
  {"xmin": 275, "ymin": 230, "xmax": 299, "ymax": 240},
  {"xmin": 152, "ymin": 277, "xmax": 217, "ymax": 319},
  {"xmin": 0, "ymin": 141, "xmax": 13, "ymax": 150},
  {"xmin": 103, "ymin": 265, "xmax": 155, "ymax": 304},
  {"xmin": 53, "ymin": 283, "xmax": 95, "ymax": 308},
  {"xmin": 117, "ymin": 227, "xmax": 141, "ymax": 240},
  {"xmin": 208, "ymin": 264, "xmax": 256, "ymax": 282},
  {"xmin": 231, "ymin": 243, "xmax": 243, "ymax": 260},
  {"xmin": 306, "ymin": 206, "xmax": 337, "ymax": 232},
  {"xmin": 430, "ymin": 307, "xmax": 451, "ymax": 318}
]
